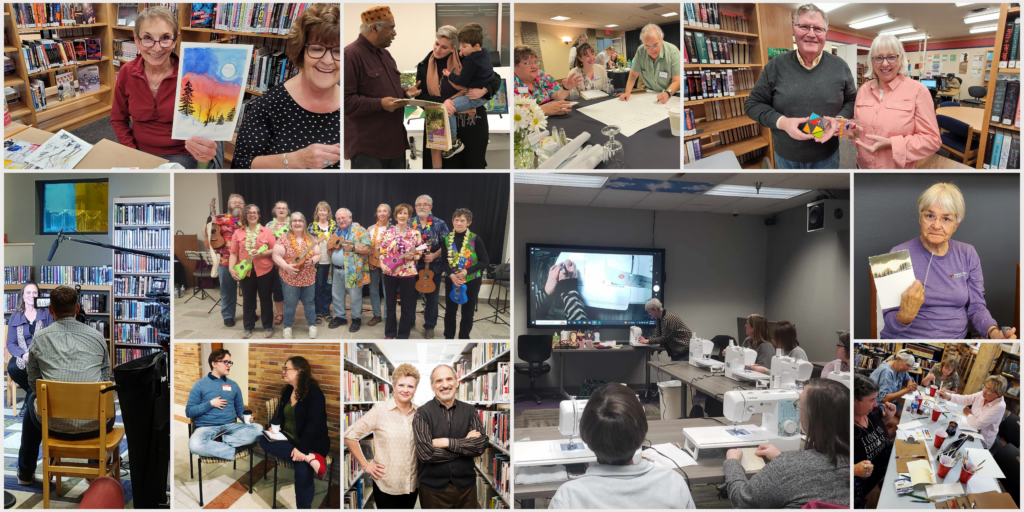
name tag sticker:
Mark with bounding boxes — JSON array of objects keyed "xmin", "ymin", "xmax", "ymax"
[
  {"xmin": 517, "ymin": 86, "xmax": 529, "ymax": 94},
  {"xmin": 659, "ymin": 71, "xmax": 669, "ymax": 79},
  {"xmin": 222, "ymin": 385, "xmax": 232, "ymax": 392}
]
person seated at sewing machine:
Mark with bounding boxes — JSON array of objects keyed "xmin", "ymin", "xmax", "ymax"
[
  {"xmin": 821, "ymin": 331, "xmax": 850, "ymax": 376},
  {"xmin": 637, "ymin": 298, "xmax": 693, "ymax": 362},
  {"xmin": 741, "ymin": 313, "xmax": 774, "ymax": 368},
  {"xmin": 936, "ymin": 375, "xmax": 1007, "ymax": 449},
  {"xmin": 723, "ymin": 379, "xmax": 850, "ymax": 508},
  {"xmin": 854, "ymin": 374, "xmax": 896, "ymax": 509},
  {"xmin": 549, "ymin": 383, "xmax": 695, "ymax": 509},
  {"xmin": 747, "ymin": 321, "xmax": 806, "ymax": 374}
]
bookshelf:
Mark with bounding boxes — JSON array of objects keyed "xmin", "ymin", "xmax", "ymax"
[
  {"xmin": 684, "ymin": 3, "xmax": 791, "ymax": 169},
  {"xmin": 111, "ymin": 196, "xmax": 169, "ymax": 368},
  {"xmin": 344, "ymin": 343, "xmax": 394, "ymax": 509},
  {"xmin": 3, "ymin": 3, "xmax": 117, "ymax": 132},
  {"xmin": 992, "ymin": 347, "xmax": 1020, "ymax": 415},
  {"xmin": 974, "ymin": 3, "xmax": 1020, "ymax": 169}
]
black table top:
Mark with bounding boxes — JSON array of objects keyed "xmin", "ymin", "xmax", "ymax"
[{"xmin": 544, "ymin": 89, "xmax": 680, "ymax": 169}]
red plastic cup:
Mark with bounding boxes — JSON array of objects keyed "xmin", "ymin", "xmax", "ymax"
[
  {"xmin": 932, "ymin": 408, "xmax": 941, "ymax": 421},
  {"xmin": 929, "ymin": 386, "xmax": 937, "ymax": 397},
  {"xmin": 959, "ymin": 465, "xmax": 975, "ymax": 484},
  {"xmin": 937, "ymin": 458, "xmax": 954, "ymax": 478},
  {"xmin": 934, "ymin": 429, "xmax": 948, "ymax": 448},
  {"xmin": 916, "ymin": 396, "xmax": 924, "ymax": 408}
]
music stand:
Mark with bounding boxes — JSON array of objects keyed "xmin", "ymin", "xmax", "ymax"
[
  {"xmin": 475, "ymin": 262, "xmax": 509, "ymax": 326},
  {"xmin": 184, "ymin": 251, "xmax": 220, "ymax": 314}
]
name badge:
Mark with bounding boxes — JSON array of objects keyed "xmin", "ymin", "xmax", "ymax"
[
  {"xmin": 222, "ymin": 385, "xmax": 232, "ymax": 392},
  {"xmin": 594, "ymin": 76, "xmax": 601, "ymax": 80},
  {"xmin": 517, "ymin": 86, "xmax": 529, "ymax": 94},
  {"xmin": 659, "ymin": 71, "xmax": 669, "ymax": 79}
]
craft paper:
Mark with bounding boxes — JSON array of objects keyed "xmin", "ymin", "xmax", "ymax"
[
  {"xmin": 966, "ymin": 448, "xmax": 1006, "ymax": 479},
  {"xmin": 927, "ymin": 483, "xmax": 964, "ymax": 498},
  {"xmin": 577, "ymin": 95, "xmax": 681, "ymax": 137},
  {"xmin": 869, "ymin": 250, "xmax": 916, "ymax": 310},
  {"xmin": 957, "ymin": 415, "xmax": 979, "ymax": 432},
  {"xmin": 905, "ymin": 459, "xmax": 934, "ymax": 486},
  {"xmin": 739, "ymin": 447, "xmax": 766, "ymax": 471},
  {"xmin": 24, "ymin": 129, "xmax": 92, "ymax": 169},
  {"xmin": 643, "ymin": 443, "xmax": 697, "ymax": 469},
  {"xmin": 172, "ymin": 42, "xmax": 254, "ymax": 141},
  {"xmin": 965, "ymin": 475, "xmax": 1001, "ymax": 494},
  {"xmin": 901, "ymin": 420, "xmax": 924, "ymax": 429}
]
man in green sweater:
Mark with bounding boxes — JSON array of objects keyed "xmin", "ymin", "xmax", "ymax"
[{"xmin": 745, "ymin": 3, "xmax": 857, "ymax": 169}]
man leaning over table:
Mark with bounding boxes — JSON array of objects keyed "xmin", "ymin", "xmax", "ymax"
[
  {"xmin": 744, "ymin": 3, "xmax": 857, "ymax": 169},
  {"xmin": 620, "ymin": 23, "xmax": 680, "ymax": 104}
]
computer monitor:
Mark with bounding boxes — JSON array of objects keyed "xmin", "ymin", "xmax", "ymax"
[
  {"xmin": 921, "ymin": 79, "xmax": 937, "ymax": 90},
  {"xmin": 912, "ymin": 75, "xmax": 920, "ymax": 80}
]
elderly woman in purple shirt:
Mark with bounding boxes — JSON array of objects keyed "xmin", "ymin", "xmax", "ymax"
[{"xmin": 881, "ymin": 183, "xmax": 1016, "ymax": 339}]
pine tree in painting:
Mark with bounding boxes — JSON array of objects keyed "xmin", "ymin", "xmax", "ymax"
[
  {"xmin": 217, "ymin": 114, "xmax": 224, "ymax": 125},
  {"xmin": 179, "ymin": 80, "xmax": 195, "ymax": 117},
  {"xmin": 227, "ymin": 106, "xmax": 236, "ymax": 122}
]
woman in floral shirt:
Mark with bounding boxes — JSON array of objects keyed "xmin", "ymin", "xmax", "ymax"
[
  {"xmin": 379, "ymin": 203, "xmax": 422, "ymax": 339},
  {"xmin": 513, "ymin": 45, "xmax": 581, "ymax": 117},
  {"xmin": 272, "ymin": 212, "xmax": 322, "ymax": 339}
]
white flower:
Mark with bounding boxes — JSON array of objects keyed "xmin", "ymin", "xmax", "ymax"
[{"xmin": 513, "ymin": 106, "xmax": 533, "ymax": 131}]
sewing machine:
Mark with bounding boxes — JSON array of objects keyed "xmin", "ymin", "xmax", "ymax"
[
  {"xmin": 514, "ymin": 396, "xmax": 642, "ymax": 466},
  {"xmin": 827, "ymin": 370, "xmax": 853, "ymax": 389},
  {"xmin": 723, "ymin": 342, "xmax": 769, "ymax": 384},
  {"xmin": 682, "ymin": 388, "xmax": 803, "ymax": 459},
  {"xmin": 769, "ymin": 354, "xmax": 813, "ymax": 389},
  {"xmin": 689, "ymin": 338, "xmax": 724, "ymax": 370},
  {"xmin": 629, "ymin": 325, "xmax": 642, "ymax": 345}
]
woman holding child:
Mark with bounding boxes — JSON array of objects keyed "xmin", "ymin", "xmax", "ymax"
[{"xmin": 413, "ymin": 24, "xmax": 502, "ymax": 169}]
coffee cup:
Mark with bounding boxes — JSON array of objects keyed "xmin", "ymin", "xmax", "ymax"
[
  {"xmin": 668, "ymin": 107, "xmax": 681, "ymax": 136},
  {"xmin": 243, "ymin": 409, "xmax": 252, "ymax": 424},
  {"xmin": 271, "ymin": 423, "xmax": 281, "ymax": 434}
]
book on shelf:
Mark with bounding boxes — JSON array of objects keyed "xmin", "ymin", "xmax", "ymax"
[
  {"xmin": 12, "ymin": 3, "xmax": 96, "ymax": 28},
  {"xmin": 55, "ymin": 70, "xmax": 76, "ymax": 101},
  {"xmin": 114, "ymin": 347, "xmax": 160, "ymax": 365},
  {"xmin": 77, "ymin": 64, "xmax": 99, "ymax": 93},
  {"xmin": 117, "ymin": 3, "xmax": 139, "ymax": 27},
  {"xmin": 349, "ymin": 347, "xmax": 390, "ymax": 379},
  {"xmin": 137, "ymin": 2, "xmax": 178, "ymax": 17},
  {"xmin": 116, "ymin": 203, "xmax": 170, "ymax": 225},
  {"xmin": 113, "ymin": 228, "xmax": 169, "ymax": 249},
  {"xmin": 990, "ymin": 74, "xmax": 1008, "ymax": 123},
  {"xmin": 113, "ymin": 275, "xmax": 167, "ymax": 296},
  {"xmin": 1009, "ymin": 16, "xmax": 1020, "ymax": 68},
  {"xmin": 72, "ymin": 39, "xmax": 88, "ymax": 61},
  {"xmin": 85, "ymin": 38, "xmax": 101, "ymax": 60},
  {"xmin": 344, "ymin": 371, "xmax": 390, "ymax": 402},
  {"xmin": 114, "ymin": 253, "xmax": 170, "ymax": 273},
  {"xmin": 999, "ymin": 16, "xmax": 1016, "ymax": 68},
  {"xmin": 113, "ymin": 323, "xmax": 159, "ymax": 344},
  {"xmin": 191, "ymin": 3, "xmax": 216, "ymax": 28},
  {"xmin": 38, "ymin": 265, "xmax": 113, "ymax": 285},
  {"xmin": 188, "ymin": 3, "xmax": 311, "ymax": 35},
  {"xmin": 479, "ymin": 410, "xmax": 509, "ymax": 451},
  {"xmin": 1001, "ymin": 80, "xmax": 1020, "ymax": 125},
  {"xmin": 4, "ymin": 266, "xmax": 33, "ymax": 284},
  {"xmin": 113, "ymin": 39, "xmax": 138, "ymax": 61}
]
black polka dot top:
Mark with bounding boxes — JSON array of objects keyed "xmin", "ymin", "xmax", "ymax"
[{"xmin": 231, "ymin": 84, "xmax": 341, "ymax": 169}]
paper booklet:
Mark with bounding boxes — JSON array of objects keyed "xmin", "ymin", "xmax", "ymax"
[
  {"xmin": 869, "ymin": 249, "xmax": 916, "ymax": 310},
  {"xmin": 580, "ymin": 89, "xmax": 609, "ymax": 100},
  {"xmin": 263, "ymin": 430, "xmax": 287, "ymax": 442},
  {"xmin": 396, "ymin": 99, "xmax": 451, "ymax": 151}
]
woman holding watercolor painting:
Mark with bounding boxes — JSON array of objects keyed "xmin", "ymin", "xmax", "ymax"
[
  {"xmin": 111, "ymin": 6, "xmax": 224, "ymax": 168},
  {"xmin": 232, "ymin": 3, "xmax": 341, "ymax": 169}
]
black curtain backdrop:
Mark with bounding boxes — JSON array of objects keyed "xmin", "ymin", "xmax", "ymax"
[
  {"xmin": 220, "ymin": 173, "xmax": 510, "ymax": 265},
  {"xmin": 626, "ymin": 22, "xmax": 680, "ymax": 61}
]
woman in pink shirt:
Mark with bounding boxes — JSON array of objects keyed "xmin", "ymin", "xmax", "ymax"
[
  {"xmin": 937, "ymin": 375, "xmax": 1007, "ymax": 448},
  {"xmin": 848, "ymin": 34, "xmax": 941, "ymax": 168},
  {"xmin": 228, "ymin": 204, "xmax": 277, "ymax": 338}
]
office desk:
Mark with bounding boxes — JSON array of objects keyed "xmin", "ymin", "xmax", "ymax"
[
  {"xmin": 936, "ymin": 88, "xmax": 961, "ymax": 100},
  {"xmin": 554, "ymin": 346, "xmax": 652, "ymax": 398},
  {"xmin": 650, "ymin": 361, "xmax": 757, "ymax": 416},
  {"xmin": 936, "ymin": 106, "xmax": 985, "ymax": 133},
  {"xmin": 875, "ymin": 395, "xmax": 994, "ymax": 509},
  {"xmin": 514, "ymin": 417, "xmax": 762, "ymax": 507},
  {"xmin": 4, "ymin": 122, "xmax": 170, "ymax": 168},
  {"xmin": 916, "ymin": 154, "xmax": 976, "ymax": 170}
]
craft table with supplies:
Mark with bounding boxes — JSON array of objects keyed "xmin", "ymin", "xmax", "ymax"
[
  {"xmin": 875, "ymin": 392, "xmax": 1011, "ymax": 509},
  {"xmin": 514, "ymin": 417, "xmax": 763, "ymax": 508},
  {"xmin": 540, "ymin": 90, "xmax": 680, "ymax": 169},
  {"xmin": 553, "ymin": 345, "xmax": 650, "ymax": 399},
  {"xmin": 4, "ymin": 122, "xmax": 169, "ymax": 169}
]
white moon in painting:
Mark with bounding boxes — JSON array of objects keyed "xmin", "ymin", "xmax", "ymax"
[{"xmin": 221, "ymin": 63, "xmax": 236, "ymax": 78}]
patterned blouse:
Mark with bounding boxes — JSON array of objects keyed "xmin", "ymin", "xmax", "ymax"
[
  {"xmin": 378, "ymin": 225, "xmax": 423, "ymax": 278},
  {"xmin": 410, "ymin": 215, "xmax": 449, "ymax": 274},
  {"xmin": 212, "ymin": 213, "xmax": 242, "ymax": 262},
  {"xmin": 278, "ymin": 233, "xmax": 318, "ymax": 287},
  {"xmin": 307, "ymin": 219, "xmax": 336, "ymax": 266},
  {"xmin": 514, "ymin": 72, "xmax": 562, "ymax": 105}
]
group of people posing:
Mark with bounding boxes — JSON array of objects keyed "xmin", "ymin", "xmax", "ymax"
[{"xmin": 208, "ymin": 193, "xmax": 490, "ymax": 339}]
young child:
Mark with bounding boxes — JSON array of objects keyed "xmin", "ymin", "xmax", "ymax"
[
  {"xmin": 434, "ymin": 23, "xmax": 495, "ymax": 166},
  {"xmin": 549, "ymin": 383, "xmax": 696, "ymax": 509}
]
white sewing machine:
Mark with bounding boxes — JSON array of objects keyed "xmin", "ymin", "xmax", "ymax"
[
  {"xmin": 769, "ymin": 354, "xmax": 813, "ymax": 389},
  {"xmin": 629, "ymin": 325, "xmax": 643, "ymax": 345},
  {"xmin": 514, "ymin": 397, "xmax": 642, "ymax": 466},
  {"xmin": 827, "ymin": 370, "xmax": 853, "ymax": 389},
  {"xmin": 689, "ymin": 338, "xmax": 724, "ymax": 370},
  {"xmin": 682, "ymin": 388, "xmax": 803, "ymax": 459},
  {"xmin": 723, "ymin": 342, "xmax": 769, "ymax": 383}
]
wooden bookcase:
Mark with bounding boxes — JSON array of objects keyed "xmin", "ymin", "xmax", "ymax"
[
  {"xmin": 974, "ymin": 3, "xmax": 1020, "ymax": 169},
  {"xmin": 111, "ymin": 195, "xmax": 170, "ymax": 369},
  {"xmin": 684, "ymin": 3, "xmax": 792, "ymax": 169},
  {"xmin": 343, "ymin": 343, "xmax": 394, "ymax": 508}
]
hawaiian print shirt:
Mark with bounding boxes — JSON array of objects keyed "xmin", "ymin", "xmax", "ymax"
[
  {"xmin": 410, "ymin": 214, "xmax": 450, "ymax": 274},
  {"xmin": 514, "ymin": 71, "xmax": 562, "ymax": 105},
  {"xmin": 213, "ymin": 213, "xmax": 242, "ymax": 262},
  {"xmin": 332, "ymin": 224, "xmax": 371, "ymax": 289}
]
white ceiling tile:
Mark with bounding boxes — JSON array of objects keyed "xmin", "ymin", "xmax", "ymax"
[
  {"xmin": 673, "ymin": 203, "xmax": 716, "ymax": 212},
  {"xmin": 545, "ymin": 186, "xmax": 602, "ymax": 206},
  {"xmin": 710, "ymin": 198, "xmax": 784, "ymax": 215},
  {"xmin": 676, "ymin": 194, "xmax": 744, "ymax": 207},
  {"xmin": 515, "ymin": 195, "xmax": 548, "ymax": 204},
  {"xmin": 721, "ymin": 173, "xmax": 798, "ymax": 187},
  {"xmin": 774, "ymin": 173, "xmax": 851, "ymax": 190},
  {"xmin": 776, "ymin": 2, "xmax": 1004, "ymax": 41},
  {"xmin": 633, "ymin": 192, "xmax": 691, "ymax": 210},
  {"xmin": 610, "ymin": 173, "xmax": 681, "ymax": 180},
  {"xmin": 590, "ymin": 189, "xmax": 651, "ymax": 209},
  {"xmin": 515, "ymin": 183, "xmax": 550, "ymax": 196},
  {"xmin": 677, "ymin": 173, "xmax": 736, "ymax": 184}
]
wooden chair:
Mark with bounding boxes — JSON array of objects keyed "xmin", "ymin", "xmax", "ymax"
[
  {"xmin": 262, "ymin": 397, "xmax": 334, "ymax": 509},
  {"xmin": 37, "ymin": 380, "xmax": 124, "ymax": 509},
  {"xmin": 188, "ymin": 417, "xmax": 255, "ymax": 507},
  {"xmin": 936, "ymin": 115, "xmax": 980, "ymax": 166}
]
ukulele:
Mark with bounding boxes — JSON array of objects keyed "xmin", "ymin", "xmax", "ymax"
[
  {"xmin": 286, "ymin": 234, "xmax": 329, "ymax": 267},
  {"xmin": 449, "ymin": 282, "xmax": 468, "ymax": 305},
  {"xmin": 232, "ymin": 244, "xmax": 269, "ymax": 280},
  {"xmin": 368, "ymin": 224, "xmax": 385, "ymax": 268},
  {"xmin": 383, "ymin": 244, "xmax": 428, "ymax": 273},
  {"xmin": 325, "ymin": 234, "xmax": 356, "ymax": 252},
  {"xmin": 204, "ymin": 198, "xmax": 227, "ymax": 249},
  {"xmin": 416, "ymin": 267, "xmax": 436, "ymax": 293}
]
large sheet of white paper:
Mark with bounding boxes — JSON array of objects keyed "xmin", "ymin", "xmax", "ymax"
[
  {"xmin": 966, "ymin": 448, "xmax": 1006, "ymax": 478},
  {"xmin": 869, "ymin": 250, "xmax": 916, "ymax": 310},
  {"xmin": 577, "ymin": 95, "xmax": 681, "ymax": 137},
  {"xmin": 24, "ymin": 129, "xmax": 93, "ymax": 169}
]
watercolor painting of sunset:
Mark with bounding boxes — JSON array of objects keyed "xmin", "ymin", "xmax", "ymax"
[{"xmin": 171, "ymin": 42, "xmax": 254, "ymax": 141}]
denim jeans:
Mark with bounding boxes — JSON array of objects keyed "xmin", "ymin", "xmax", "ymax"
[
  {"xmin": 369, "ymin": 267, "xmax": 386, "ymax": 319},
  {"xmin": 270, "ymin": 266, "xmax": 284, "ymax": 303},
  {"xmin": 332, "ymin": 266, "xmax": 363, "ymax": 321},
  {"xmin": 314, "ymin": 264, "xmax": 332, "ymax": 316},
  {"xmin": 282, "ymin": 283, "xmax": 316, "ymax": 329},
  {"xmin": 259, "ymin": 436, "xmax": 318, "ymax": 509},
  {"xmin": 773, "ymin": 148, "xmax": 841, "ymax": 169},
  {"xmin": 420, "ymin": 270, "xmax": 444, "ymax": 329},
  {"xmin": 188, "ymin": 422, "xmax": 263, "ymax": 460},
  {"xmin": 448, "ymin": 96, "xmax": 488, "ymax": 139},
  {"xmin": 218, "ymin": 264, "xmax": 238, "ymax": 320}
]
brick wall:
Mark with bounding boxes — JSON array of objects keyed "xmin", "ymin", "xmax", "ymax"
[
  {"xmin": 173, "ymin": 343, "xmax": 202, "ymax": 407},
  {"xmin": 247, "ymin": 343, "xmax": 341, "ymax": 478},
  {"xmin": 520, "ymin": 21, "xmax": 543, "ymax": 70}
]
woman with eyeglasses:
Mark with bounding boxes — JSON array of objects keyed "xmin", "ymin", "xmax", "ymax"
[
  {"xmin": 853, "ymin": 374, "xmax": 896, "ymax": 509},
  {"xmin": 259, "ymin": 356, "xmax": 330, "ymax": 509},
  {"xmin": 111, "ymin": 6, "xmax": 223, "ymax": 168},
  {"xmin": 232, "ymin": 4, "xmax": 341, "ymax": 169},
  {"xmin": 228, "ymin": 204, "xmax": 277, "ymax": 339},
  {"xmin": 6, "ymin": 282, "xmax": 53, "ymax": 395},
  {"xmin": 937, "ymin": 375, "xmax": 1008, "ymax": 449},
  {"xmin": 724, "ymin": 379, "xmax": 850, "ymax": 508},
  {"xmin": 821, "ymin": 331, "xmax": 850, "ymax": 377},
  {"xmin": 880, "ymin": 183, "xmax": 1016, "ymax": 339},
  {"xmin": 844, "ymin": 34, "xmax": 940, "ymax": 169}
]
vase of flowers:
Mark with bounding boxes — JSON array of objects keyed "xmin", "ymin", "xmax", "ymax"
[
  {"xmin": 514, "ymin": 95, "xmax": 548, "ymax": 169},
  {"xmin": 616, "ymin": 55, "xmax": 627, "ymax": 70}
]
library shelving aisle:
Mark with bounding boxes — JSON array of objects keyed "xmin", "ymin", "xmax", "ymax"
[
  {"xmin": 975, "ymin": 3, "xmax": 1021, "ymax": 169},
  {"xmin": 344, "ymin": 343, "xmax": 395, "ymax": 510},
  {"xmin": 111, "ymin": 196, "xmax": 170, "ymax": 368},
  {"xmin": 683, "ymin": 3, "xmax": 795, "ymax": 168}
]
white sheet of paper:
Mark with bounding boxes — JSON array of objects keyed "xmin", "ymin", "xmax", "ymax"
[
  {"xmin": 869, "ymin": 250, "xmax": 916, "ymax": 310},
  {"xmin": 263, "ymin": 430, "xmax": 286, "ymax": 441},
  {"xmin": 577, "ymin": 95, "xmax": 680, "ymax": 137},
  {"xmin": 580, "ymin": 89, "xmax": 609, "ymax": 100},
  {"xmin": 24, "ymin": 130, "xmax": 93, "ymax": 170},
  {"xmin": 965, "ymin": 476, "xmax": 1002, "ymax": 494},
  {"xmin": 966, "ymin": 448, "xmax": 1006, "ymax": 478},
  {"xmin": 958, "ymin": 415, "xmax": 979, "ymax": 432},
  {"xmin": 906, "ymin": 459, "xmax": 934, "ymax": 485},
  {"xmin": 514, "ymin": 464, "xmax": 569, "ymax": 484},
  {"xmin": 926, "ymin": 483, "xmax": 964, "ymax": 498},
  {"xmin": 901, "ymin": 420, "xmax": 924, "ymax": 429},
  {"xmin": 642, "ymin": 443, "xmax": 697, "ymax": 469}
]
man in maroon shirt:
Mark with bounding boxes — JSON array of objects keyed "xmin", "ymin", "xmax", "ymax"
[{"xmin": 344, "ymin": 6, "xmax": 423, "ymax": 169}]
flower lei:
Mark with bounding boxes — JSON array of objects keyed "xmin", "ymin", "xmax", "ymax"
[
  {"xmin": 309, "ymin": 218, "xmax": 336, "ymax": 238},
  {"xmin": 268, "ymin": 218, "xmax": 290, "ymax": 237},
  {"xmin": 446, "ymin": 230, "xmax": 472, "ymax": 271},
  {"xmin": 244, "ymin": 225, "xmax": 260, "ymax": 255},
  {"xmin": 288, "ymin": 233, "xmax": 308, "ymax": 256},
  {"xmin": 411, "ymin": 214, "xmax": 433, "ymax": 245}
]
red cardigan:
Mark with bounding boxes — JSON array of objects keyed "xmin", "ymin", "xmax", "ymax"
[{"xmin": 110, "ymin": 54, "xmax": 187, "ymax": 156}]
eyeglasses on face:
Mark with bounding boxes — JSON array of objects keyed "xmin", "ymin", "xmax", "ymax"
[
  {"xmin": 921, "ymin": 212, "xmax": 957, "ymax": 227},
  {"xmin": 795, "ymin": 24, "xmax": 826, "ymax": 35},
  {"xmin": 872, "ymin": 55, "xmax": 900, "ymax": 65},
  {"xmin": 282, "ymin": 366, "xmax": 297, "ymax": 374},
  {"xmin": 140, "ymin": 35, "xmax": 176, "ymax": 48},
  {"xmin": 305, "ymin": 44, "xmax": 341, "ymax": 62},
  {"xmin": 216, "ymin": 360, "xmax": 234, "ymax": 366}
]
